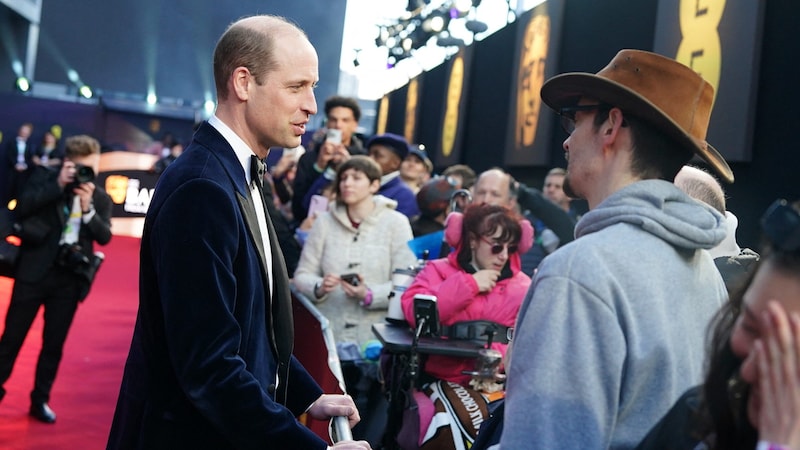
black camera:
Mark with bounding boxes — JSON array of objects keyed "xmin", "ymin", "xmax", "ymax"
[
  {"xmin": 56, "ymin": 243, "xmax": 91, "ymax": 269},
  {"xmin": 55, "ymin": 243, "xmax": 104, "ymax": 284},
  {"xmin": 74, "ymin": 164, "xmax": 96, "ymax": 183},
  {"xmin": 67, "ymin": 164, "xmax": 96, "ymax": 191}
]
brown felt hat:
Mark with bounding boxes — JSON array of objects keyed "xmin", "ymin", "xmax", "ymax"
[{"xmin": 540, "ymin": 49, "xmax": 734, "ymax": 183}]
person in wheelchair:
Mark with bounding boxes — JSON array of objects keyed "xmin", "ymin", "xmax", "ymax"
[
  {"xmin": 395, "ymin": 203, "xmax": 532, "ymax": 449},
  {"xmin": 402, "ymin": 203, "xmax": 532, "ymax": 386}
]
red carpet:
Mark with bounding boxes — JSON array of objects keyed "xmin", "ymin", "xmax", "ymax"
[
  {"xmin": 0, "ymin": 235, "xmax": 341, "ymax": 448},
  {"xmin": 0, "ymin": 236, "xmax": 141, "ymax": 450}
]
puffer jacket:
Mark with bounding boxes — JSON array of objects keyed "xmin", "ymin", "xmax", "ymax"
[{"xmin": 401, "ymin": 217, "xmax": 532, "ymax": 386}]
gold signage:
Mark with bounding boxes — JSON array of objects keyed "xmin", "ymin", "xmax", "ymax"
[
  {"xmin": 516, "ymin": 14, "xmax": 550, "ymax": 149},
  {"xmin": 442, "ymin": 55, "xmax": 464, "ymax": 158}
]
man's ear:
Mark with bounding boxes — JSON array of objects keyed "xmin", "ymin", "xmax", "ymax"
[
  {"xmin": 231, "ymin": 67, "xmax": 251, "ymax": 101},
  {"xmin": 602, "ymin": 108, "xmax": 626, "ymax": 141}
]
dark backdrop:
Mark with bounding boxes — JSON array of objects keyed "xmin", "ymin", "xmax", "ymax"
[{"xmin": 0, "ymin": 0, "xmax": 347, "ymax": 128}]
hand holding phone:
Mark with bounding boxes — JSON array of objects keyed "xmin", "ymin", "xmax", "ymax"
[
  {"xmin": 326, "ymin": 128, "xmax": 342, "ymax": 145},
  {"xmin": 308, "ymin": 194, "xmax": 329, "ymax": 217},
  {"xmin": 340, "ymin": 273, "xmax": 360, "ymax": 286}
]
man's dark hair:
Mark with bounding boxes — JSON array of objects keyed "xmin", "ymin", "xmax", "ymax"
[
  {"xmin": 442, "ymin": 164, "xmax": 477, "ymax": 189},
  {"xmin": 594, "ymin": 109, "xmax": 692, "ymax": 182},
  {"xmin": 324, "ymin": 96, "xmax": 361, "ymax": 122},
  {"xmin": 333, "ymin": 155, "xmax": 381, "ymax": 199}
]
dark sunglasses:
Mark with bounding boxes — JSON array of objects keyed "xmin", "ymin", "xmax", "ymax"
[
  {"xmin": 480, "ymin": 236, "xmax": 518, "ymax": 255},
  {"xmin": 558, "ymin": 104, "xmax": 609, "ymax": 135},
  {"xmin": 761, "ymin": 198, "xmax": 800, "ymax": 252}
]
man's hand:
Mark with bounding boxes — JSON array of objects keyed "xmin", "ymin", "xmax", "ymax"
[
  {"xmin": 74, "ymin": 182, "xmax": 96, "ymax": 212},
  {"xmin": 308, "ymin": 394, "xmax": 361, "ymax": 428},
  {"xmin": 316, "ymin": 141, "xmax": 338, "ymax": 169}
]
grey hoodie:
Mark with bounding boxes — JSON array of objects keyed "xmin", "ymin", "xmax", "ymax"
[{"xmin": 501, "ymin": 180, "xmax": 728, "ymax": 450}]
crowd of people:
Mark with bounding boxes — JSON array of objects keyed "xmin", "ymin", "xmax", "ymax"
[{"xmin": 0, "ymin": 12, "xmax": 797, "ymax": 450}]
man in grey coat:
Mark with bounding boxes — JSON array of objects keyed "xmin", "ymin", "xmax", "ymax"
[{"xmin": 500, "ymin": 50, "xmax": 733, "ymax": 449}]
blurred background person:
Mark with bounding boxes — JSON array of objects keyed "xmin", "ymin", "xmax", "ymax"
[
  {"xmin": 0, "ymin": 134, "xmax": 112, "ymax": 423},
  {"xmin": 268, "ymin": 145, "xmax": 305, "ymax": 222},
  {"xmin": 442, "ymin": 164, "xmax": 476, "ymax": 191},
  {"xmin": 411, "ymin": 177, "xmax": 456, "ymax": 238},
  {"xmin": 399, "ymin": 144, "xmax": 433, "ymax": 194},
  {"xmin": 366, "ymin": 133, "xmax": 420, "ymax": 219},
  {"xmin": 150, "ymin": 141, "xmax": 184, "ymax": 175},
  {"xmin": 293, "ymin": 95, "xmax": 365, "ymax": 224},
  {"xmin": 31, "ymin": 129, "xmax": 64, "ymax": 170},
  {"xmin": 3, "ymin": 123, "xmax": 35, "ymax": 205},
  {"xmin": 675, "ymin": 165, "xmax": 760, "ymax": 292},
  {"xmin": 520, "ymin": 167, "xmax": 580, "ymax": 274}
]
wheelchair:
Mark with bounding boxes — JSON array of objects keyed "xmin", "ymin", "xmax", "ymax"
[{"xmin": 373, "ymin": 298, "xmax": 511, "ymax": 450}]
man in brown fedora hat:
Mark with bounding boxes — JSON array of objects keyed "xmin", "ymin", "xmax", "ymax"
[{"xmin": 500, "ymin": 50, "xmax": 732, "ymax": 448}]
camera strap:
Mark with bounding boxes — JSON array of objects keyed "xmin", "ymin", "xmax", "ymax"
[{"xmin": 61, "ymin": 196, "xmax": 82, "ymax": 245}]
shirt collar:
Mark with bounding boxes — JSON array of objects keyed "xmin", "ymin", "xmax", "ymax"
[{"xmin": 208, "ymin": 115, "xmax": 257, "ymax": 185}]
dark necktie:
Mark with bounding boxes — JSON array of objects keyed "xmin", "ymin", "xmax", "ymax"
[{"xmin": 249, "ymin": 155, "xmax": 294, "ymax": 405}]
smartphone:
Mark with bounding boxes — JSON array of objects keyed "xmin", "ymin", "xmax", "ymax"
[
  {"xmin": 340, "ymin": 273, "xmax": 360, "ymax": 286},
  {"xmin": 308, "ymin": 194, "xmax": 329, "ymax": 217},
  {"xmin": 326, "ymin": 128, "xmax": 342, "ymax": 145},
  {"xmin": 413, "ymin": 294, "xmax": 439, "ymax": 337}
]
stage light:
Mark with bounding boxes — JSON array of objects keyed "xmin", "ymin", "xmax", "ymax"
[
  {"xmin": 15, "ymin": 77, "xmax": 30, "ymax": 92},
  {"xmin": 422, "ymin": 14, "xmax": 447, "ymax": 33},
  {"xmin": 204, "ymin": 99, "xmax": 215, "ymax": 113},
  {"xmin": 146, "ymin": 93, "xmax": 157, "ymax": 105},
  {"xmin": 78, "ymin": 85, "xmax": 93, "ymax": 99},
  {"xmin": 453, "ymin": 0, "xmax": 473, "ymax": 14}
]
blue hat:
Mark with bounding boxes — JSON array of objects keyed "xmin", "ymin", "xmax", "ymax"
[
  {"xmin": 408, "ymin": 144, "xmax": 433, "ymax": 173},
  {"xmin": 366, "ymin": 133, "xmax": 409, "ymax": 160}
]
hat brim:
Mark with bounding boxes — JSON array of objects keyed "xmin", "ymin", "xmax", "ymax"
[{"xmin": 541, "ymin": 73, "xmax": 734, "ymax": 183}]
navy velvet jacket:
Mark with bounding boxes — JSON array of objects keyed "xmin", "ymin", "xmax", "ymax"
[{"xmin": 107, "ymin": 122, "xmax": 326, "ymax": 449}]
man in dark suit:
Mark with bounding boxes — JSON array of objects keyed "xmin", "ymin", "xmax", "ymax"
[
  {"xmin": 107, "ymin": 15, "xmax": 369, "ymax": 450},
  {"xmin": 2, "ymin": 122, "xmax": 36, "ymax": 205},
  {"xmin": 0, "ymin": 134, "xmax": 112, "ymax": 423}
]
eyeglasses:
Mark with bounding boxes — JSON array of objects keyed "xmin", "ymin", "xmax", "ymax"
[
  {"xmin": 761, "ymin": 199, "xmax": 800, "ymax": 252},
  {"xmin": 558, "ymin": 104, "xmax": 609, "ymax": 135},
  {"xmin": 480, "ymin": 236, "xmax": 518, "ymax": 255}
]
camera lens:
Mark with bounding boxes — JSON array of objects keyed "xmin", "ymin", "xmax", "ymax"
[{"xmin": 75, "ymin": 165, "xmax": 96, "ymax": 183}]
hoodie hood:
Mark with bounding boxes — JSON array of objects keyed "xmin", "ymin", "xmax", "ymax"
[
  {"xmin": 330, "ymin": 194, "xmax": 399, "ymax": 232},
  {"xmin": 575, "ymin": 179, "xmax": 726, "ymax": 250}
]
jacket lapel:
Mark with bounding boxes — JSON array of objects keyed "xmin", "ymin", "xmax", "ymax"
[{"xmin": 198, "ymin": 122, "xmax": 294, "ymax": 404}]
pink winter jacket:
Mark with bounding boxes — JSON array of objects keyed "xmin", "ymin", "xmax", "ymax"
[{"xmin": 401, "ymin": 250, "xmax": 532, "ymax": 386}]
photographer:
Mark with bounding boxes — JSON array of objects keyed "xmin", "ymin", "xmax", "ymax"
[{"xmin": 0, "ymin": 135, "xmax": 111, "ymax": 423}]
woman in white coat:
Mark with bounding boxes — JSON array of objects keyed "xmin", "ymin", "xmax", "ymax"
[{"xmin": 293, "ymin": 155, "xmax": 417, "ymax": 348}]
